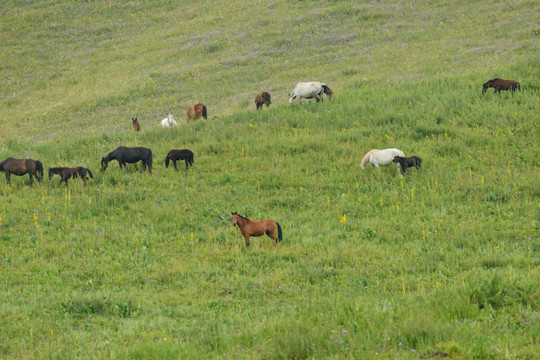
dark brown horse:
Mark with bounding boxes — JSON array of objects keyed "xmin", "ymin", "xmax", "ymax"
[
  {"xmin": 186, "ymin": 103, "xmax": 207, "ymax": 121},
  {"xmin": 101, "ymin": 146, "xmax": 153, "ymax": 173},
  {"xmin": 165, "ymin": 149, "xmax": 194, "ymax": 170},
  {"xmin": 393, "ymin": 156, "xmax": 422, "ymax": 174},
  {"xmin": 49, "ymin": 167, "xmax": 94, "ymax": 186},
  {"xmin": 482, "ymin": 78, "xmax": 521, "ymax": 94},
  {"xmin": 231, "ymin": 212, "xmax": 282, "ymax": 247},
  {"xmin": 0, "ymin": 158, "xmax": 44, "ymax": 187},
  {"xmin": 132, "ymin": 117, "xmax": 140, "ymax": 131},
  {"xmin": 255, "ymin": 92, "xmax": 271, "ymax": 110}
]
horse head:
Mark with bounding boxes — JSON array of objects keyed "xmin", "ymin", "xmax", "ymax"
[
  {"xmin": 48, "ymin": 168, "xmax": 54, "ymax": 180},
  {"xmin": 288, "ymin": 94, "xmax": 294, "ymax": 104},
  {"xmin": 231, "ymin": 212, "xmax": 239, "ymax": 226},
  {"xmin": 100, "ymin": 157, "xmax": 108, "ymax": 172}
]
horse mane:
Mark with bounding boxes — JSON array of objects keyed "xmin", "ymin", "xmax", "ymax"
[{"xmin": 233, "ymin": 212, "xmax": 250, "ymax": 220}]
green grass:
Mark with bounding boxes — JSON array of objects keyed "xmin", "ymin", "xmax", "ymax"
[{"xmin": 1, "ymin": 0, "xmax": 539, "ymax": 359}]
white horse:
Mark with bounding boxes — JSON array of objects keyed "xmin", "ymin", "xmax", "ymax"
[
  {"xmin": 288, "ymin": 82, "xmax": 333, "ymax": 104},
  {"xmin": 360, "ymin": 148, "xmax": 405, "ymax": 174},
  {"xmin": 161, "ymin": 113, "xmax": 177, "ymax": 127}
]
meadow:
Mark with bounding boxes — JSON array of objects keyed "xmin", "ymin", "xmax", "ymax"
[{"xmin": 0, "ymin": 0, "xmax": 539, "ymax": 359}]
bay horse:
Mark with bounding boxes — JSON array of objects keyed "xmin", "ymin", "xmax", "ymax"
[
  {"xmin": 132, "ymin": 117, "xmax": 141, "ymax": 131},
  {"xmin": 101, "ymin": 146, "xmax": 153, "ymax": 173},
  {"xmin": 0, "ymin": 157, "xmax": 44, "ymax": 187},
  {"xmin": 392, "ymin": 156, "xmax": 422, "ymax": 174},
  {"xmin": 360, "ymin": 148, "xmax": 405, "ymax": 174},
  {"xmin": 255, "ymin": 92, "xmax": 271, "ymax": 110},
  {"xmin": 165, "ymin": 149, "xmax": 194, "ymax": 170},
  {"xmin": 482, "ymin": 78, "xmax": 521, "ymax": 94},
  {"xmin": 231, "ymin": 212, "xmax": 282, "ymax": 247},
  {"xmin": 289, "ymin": 82, "xmax": 333, "ymax": 104},
  {"xmin": 49, "ymin": 166, "xmax": 94, "ymax": 185},
  {"xmin": 186, "ymin": 103, "xmax": 207, "ymax": 121}
]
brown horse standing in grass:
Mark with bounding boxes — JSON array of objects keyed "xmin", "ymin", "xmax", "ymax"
[
  {"xmin": 231, "ymin": 212, "xmax": 282, "ymax": 247},
  {"xmin": 0, "ymin": 158, "xmax": 43, "ymax": 187},
  {"xmin": 482, "ymin": 78, "xmax": 521, "ymax": 94},
  {"xmin": 255, "ymin": 92, "xmax": 271, "ymax": 110},
  {"xmin": 49, "ymin": 167, "xmax": 94, "ymax": 186},
  {"xmin": 186, "ymin": 103, "xmax": 207, "ymax": 121},
  {"xmin": 132, "ymin": 117, "xmax": 141, "ymax": 131}
]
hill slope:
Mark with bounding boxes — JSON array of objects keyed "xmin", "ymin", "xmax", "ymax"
[{"xmin": 0, "ymin": 0, "xmax": 539, "ymax": 359}]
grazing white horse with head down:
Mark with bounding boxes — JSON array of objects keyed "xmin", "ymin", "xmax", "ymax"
[
  {"xmin": 360, "ymin": 148, "xmax": 405, "ymax": 174},
  {"xmin": 289, "ymin": 82, "xmax": 333, "ymax": 104},
  {"xmin": 161, "ymin": 113, "xmax": 177, "ymax": 127}
]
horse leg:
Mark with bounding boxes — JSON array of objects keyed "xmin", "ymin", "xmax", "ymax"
[
  {"xmin": 185, "ymin": 159, "xmax": 189, "ymax": 170},
  {"xmin": 29, "ymin": 173, "xmax": 33, "ymax": 187},
  {"xmin": 267, "ymin": 230, "xmax": 278, "ymax": 245},
  {"xmin": 173, "ymin": 160, "xmax": 178, "ymax": 171},
  {"xmin": 243, "ymin": 234, "xmax": 250, "ymax": 247},
  {"xmin": 5, "ymin": 172, "xmax": 10, "ymax": 185}
]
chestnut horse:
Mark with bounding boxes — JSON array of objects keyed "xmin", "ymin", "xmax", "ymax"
[
  {"xmin": 165, "ymin": 149, "xmax": 194, "ymax": 170},
  {"xmin": 0, "ymin": 158, "xmax": 44, "ymax": 187},
  {"xmin": 231, "ymin": 212, "xmax": 282, "ymax": 247},
  {"xmin": 132, "ymin": 117, "xmax": 141, "ymax": 131},
  {"xmin": 255, "ymin": 92, "xmax": 271, "ymax": 110},
  {"xmin": 482, "ymin": 78, "xmax": 521, "ymax": 94},
  {"xmin": 49, "ymin": 166, "xmax": 94, "ymax": 185},
  {"xmin": 186, "ymin": 103, "xmax": 207, "ymax": 121}
]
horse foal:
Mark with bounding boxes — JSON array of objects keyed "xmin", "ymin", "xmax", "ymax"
[
  {"xmin": 165, "ymin": 149, "xmax": 194, "ymax": 170},
  {"xmin": 392, "ymin": 156, "xmax": 422, "ymax": 175},
  {"xmin": 255, "ymin": 92, "xmax": 271, "ymax": 110},
  {"xmin": 132, "ymin": 117, "xmax": 141, "ymax": 131}
]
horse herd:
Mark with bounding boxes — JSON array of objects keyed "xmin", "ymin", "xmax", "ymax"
[{"xmin": 1, "ymin": 78, "xmax": 521, "ymax": 246}]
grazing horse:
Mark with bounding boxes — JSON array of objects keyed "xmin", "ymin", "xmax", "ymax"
[
  {"xmin": 482, "ymin": 78, "xmax": 521, "ymax": 94},
  {"xmin": 360, "ymin": 148, "xmax": 405, "ymax": 174},
  {"xmin": 186, "ymin": 103, "xmax": 207, "ymax": 121},
  {"xmin": 255, "ymin": 92, "xmax": 271, "ymax": 110},
  {"xmin": 165, "ymin": 149, "xmax": 194, "ymax": 170},
  {"xmin": 289, "ymin": 82, "xmax": 333, "ymax": 104},
  {"xmin": 101, "ymin": 146, "xmax": 153, "ymax": 173},
  {"xmin": 49, "ymin": 167, "xmax": 94, "ymax": 185},
  {"xmin": 393, "ymin": 156, "xmax": 422, "ymax": 174},
  {"xmin": 161, "ymin": 113, "xmax": 177, "ymax": 127},
  {"xmin": 0, "ymin": 157, "xmax": 43, "ymax": 187},
  {"xmin": 231, "ymin": 212, "xmax": 282, "ymax": 247},
  {"xmin": 132, "ymin": 117, "xmax": 141, "ymax": 131}
]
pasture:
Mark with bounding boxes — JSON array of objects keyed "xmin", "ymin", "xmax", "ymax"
[{"xmin": 0, "ymin": 0, "xmax": 539, "ymax": 359}]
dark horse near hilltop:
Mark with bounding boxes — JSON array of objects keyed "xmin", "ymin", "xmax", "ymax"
[
  {"xmin": 165, "ymin": 149, "xmax": 194, "ymax": 170},
  {"xmin": 101, "ymin": 146, "xmax": 153, "ymax": 173},
  {"xmin": 0, "ymin": 158, "xmax": 44, "ymax": 187},
  {"xmin": 255, "ymin": 92, "xmax": 271, "ymax": 110},
  {"xmin": 49, "ymin": 166, "xmax": 94, "ymax": 186},
  {"xmin": 482, "ymin": 78, "xmax": 521, "ymax": 94}
]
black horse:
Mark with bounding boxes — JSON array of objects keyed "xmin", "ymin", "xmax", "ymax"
[
  {"xmin": 0, "ymin": 158, "xmax": 44, "ymax": 187},
  {"xmin": 101, "ymin": 146, "xmax": 153, "ymax": 173},
  {"xmin": 393, "ymin": 156, "xmax": 422, "ymax": 174},
  {"xmin": 165, "ymin": 149, "xmax": 194, "ymax": 170}
]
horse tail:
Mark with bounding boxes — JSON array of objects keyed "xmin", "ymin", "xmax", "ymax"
[
  {"xmin": 276, "ymin": 222, "xmax": 282, "ymax": 242},
  {"xmin": 87, "ymin": 168, "xmax": 94, "ymax": 179},
  {"xmin": 360, "ymin": 151, "xmax": 371, "ymax": 170},
  {"xmin": 202, "ymin": 105, "xmax": 208, "ymax": 119},
  {"xmin": 36, "ymin": 161, "xmax": 44, "ymax": 182},
  {"xmin": 516, "ymin": 82, "xmax": 521, "ymax": 91},
  {"xmin": 188, "ymin": 151, "xmax": 194, "ymax": 165}
]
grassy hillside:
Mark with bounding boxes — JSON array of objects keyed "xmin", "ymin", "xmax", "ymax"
[{"xmin": 1, "ymin": 0, "xmax": 539, "ymax": 359}]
